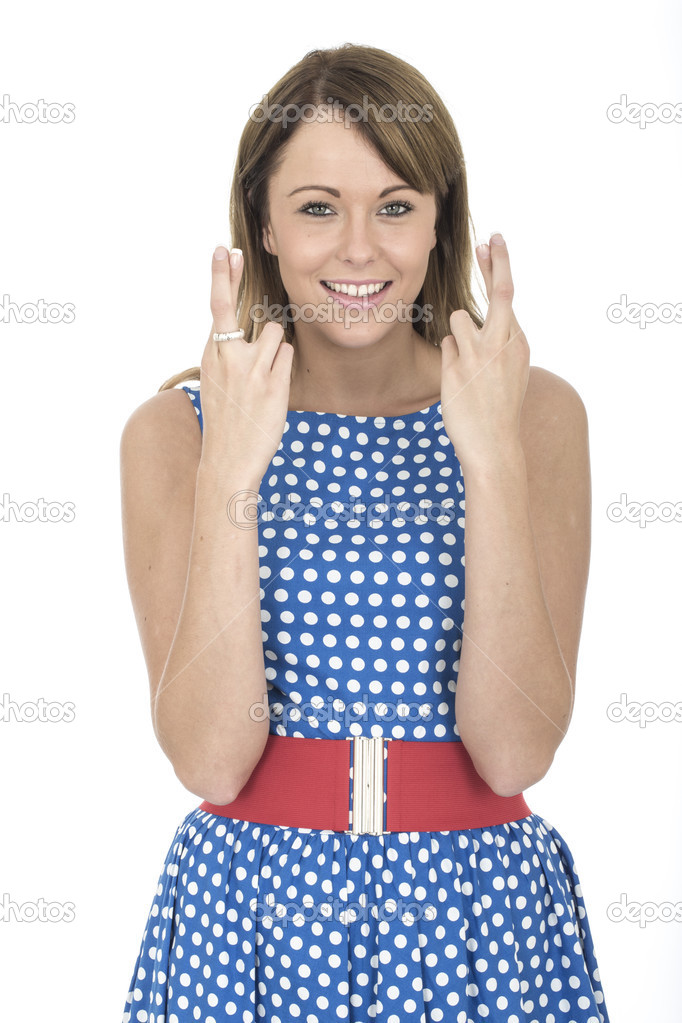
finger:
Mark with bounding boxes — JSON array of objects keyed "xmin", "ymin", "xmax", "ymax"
[
  {"xmin": 440, "ymin": 332, "xmax": 458, "ymax": 365},
  {"xmin": 252, "ymin": 320, "xmax": 290, "ymax": 370},
  {"xmin": 270, "ymin": 327, "xmax": 295, "ymax": 383},
  {"xmin": 484, "ymin": 233, "xmax": 514, "ymax": 339},
  {"xmin": 474, "ymin": 241, "xmax": 493, "ymax": 302},
  {"xmin": 476, "ymin": 241, "xmax": 523, "ymax": 342},
  {"xmin": 210, "ymin": 245, "xmax": 243, "ymax": 338},
  {"xmin": 447, "ymin": 309, "xmax": 478, "ymax": 359}
]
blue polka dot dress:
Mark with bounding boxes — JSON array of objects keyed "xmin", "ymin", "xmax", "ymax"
[{"xmin": 121, "ymin": 384, "xmax": 610, "ymax": 1023}]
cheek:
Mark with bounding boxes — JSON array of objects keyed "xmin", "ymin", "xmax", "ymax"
[
  {"xmin": 281, "ymin": 229, "xmax": 331, "ymax": 275},
  {"xmin": 393, "ymin": 225, "xmax": 436, "ymax": 266},
  {"xmin": 275, "ymin": 242, "xmax": 324, "ymax": 297}
]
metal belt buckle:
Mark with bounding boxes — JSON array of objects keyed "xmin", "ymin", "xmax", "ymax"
[{"xmin": 344, "ymin": 736, "xmax": 390, "ymax": 835}]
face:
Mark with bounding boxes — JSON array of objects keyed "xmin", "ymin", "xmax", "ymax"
[{"xmin": 261, "ymin": 113, "xmax": 438, "ymax": 347}]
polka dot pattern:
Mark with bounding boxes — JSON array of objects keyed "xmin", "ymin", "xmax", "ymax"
[{"xmin": 121, "ymin": 387, "xmax": 610, "ymax": 1022}]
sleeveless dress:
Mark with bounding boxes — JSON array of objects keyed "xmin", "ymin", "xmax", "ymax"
[{"xmin": 121, "ymin": 384, "xmax": 610, "ymax": 1023}]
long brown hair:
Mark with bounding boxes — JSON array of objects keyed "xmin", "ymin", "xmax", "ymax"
[{"xmin": 158, "ymin": 42, "xmax": 485, "ymax": 392}]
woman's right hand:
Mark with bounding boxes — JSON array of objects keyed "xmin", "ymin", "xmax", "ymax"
[{"xmin": 198, "ymin": 245, "xmax": 294, "ymax": 485}]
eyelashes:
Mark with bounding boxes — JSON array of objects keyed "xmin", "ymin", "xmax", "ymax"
[{"xmin": 297, "ymin": 200, "xmax": 415, "ymax": 218}]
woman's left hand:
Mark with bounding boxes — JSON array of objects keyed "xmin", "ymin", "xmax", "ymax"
[{"xmin": 440, "ymin": 232, "xmax": 530, "ymax": 472}]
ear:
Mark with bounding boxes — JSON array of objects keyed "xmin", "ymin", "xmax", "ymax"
[
  {"xmin": 262, "ymin": 223, "xmax": 277, "ymax": 256},
  {"xmin": 430, "ymin": 223, "xmax": 437, "ymax": 251}
]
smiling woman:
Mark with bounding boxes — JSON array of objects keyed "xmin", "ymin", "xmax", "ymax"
[
  {"xmin": 251, "ymin": 113, "xmax": 445, "ymax": 414},
  {"xmin": 119, "ymin": 42, "xmax": 611, "ymax": 1023},
  {"xmin": 157, "ymin": 42, "xmax": 485, "ymax": 403}
]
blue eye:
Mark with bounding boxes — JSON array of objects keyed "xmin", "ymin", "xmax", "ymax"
[
  {"xmin": 298, "ymin": 200, "xmax": 415, "ymax": 217},
  {"xmin": 298, "ymin": 202, "xmax": 333, "ymax": 217}
]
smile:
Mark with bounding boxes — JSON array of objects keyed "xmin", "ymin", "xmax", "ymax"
[{"xmin": 320, "ymin": 280, "xmax": 391, "ymax": 296}]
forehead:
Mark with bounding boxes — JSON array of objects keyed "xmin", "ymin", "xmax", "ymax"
[{"xmin": 270, "ymin": 117, "xmax": 402, "ymax": 191}]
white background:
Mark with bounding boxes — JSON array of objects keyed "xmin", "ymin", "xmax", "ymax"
[{"xmin": 1, "ymin": 1, "xmax": 680, "ymax": 1019}]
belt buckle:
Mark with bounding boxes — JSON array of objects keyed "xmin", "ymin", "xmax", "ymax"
[{"xmin": 344, "ymin": 736, "xmax": 390, "ymax": 836}]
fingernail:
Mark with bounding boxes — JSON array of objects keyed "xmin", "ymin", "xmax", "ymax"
[
  {"xmin": 490, "ymin": 232, "xmax": 505, "ymax": 246},
  {"xmin": 230, "ymin": 248, "xmax": 243, "ymax": 268},
  {"xmin": 214, "ymin": 246, "xmax": 228, "ymax": 260},
  {"xmin": 476, "ymin": 242, "xmax": 490, "ymax": 258}
]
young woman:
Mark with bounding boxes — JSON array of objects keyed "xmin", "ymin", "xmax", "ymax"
[{"xmin": 120, "ymin": 43, "xmax": 610, "ymax": 1023}]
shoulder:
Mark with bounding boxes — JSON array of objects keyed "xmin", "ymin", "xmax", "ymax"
[
  {"xmin": 520, "ymin": 365, "xmax": 588, "ymax": 475},
  {"xmin": 522, "ymin": 364, "xmax": 587, "ymax": 423},
  {"xmin": 120, "ymin": 385, "xmax": 202, "ymax": 474}
]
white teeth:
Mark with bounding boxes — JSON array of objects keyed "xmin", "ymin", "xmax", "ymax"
[{"xmin": 322, "ymin": 281, "xmax": 388, "ymax": 296}]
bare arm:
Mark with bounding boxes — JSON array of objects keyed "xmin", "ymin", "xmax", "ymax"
[
  {"xmin": 454, "ymin": 369, "xmax": 590, "ymax": 797},
  {"xmin": 120, "ymin": 388, "xmax": 269, "ymax": 804},
  {"xmin": 121, "ymin": 246, "xmax": 292, "ymax": 804},
  {"xmin": 154, "ymin": 459, "xmax": 270, "ymax": 803}
]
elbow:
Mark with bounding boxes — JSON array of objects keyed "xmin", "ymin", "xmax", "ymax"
[
  {"xmin": 174, "ymin": 763, "xmax": 246, "ymax": 807},
  {"xmin": 152, "ymin": 729, "xmax": 242, "ymax": 805},
  {"xmin": 464, "ymin": 741, "xmax": 554, "ymax": 798},
  {"xmin": 483, "ymin": 755, "xmax": 554, "ymax": 799},
  {"xmin": 487, "ymin": 776, "xmax": 528, "ymax": 799},
  {"xmin": 172, "ymin": 743, "xmax": 268, "ymax": 806},
  {"xmin": 153, "ymin": 708, "xmax": 269, "ymax": 805}
]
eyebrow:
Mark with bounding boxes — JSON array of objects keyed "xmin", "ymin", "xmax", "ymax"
[{"xmin": 287, "ymin": 184, "xmax": 418, "ymax": 198}]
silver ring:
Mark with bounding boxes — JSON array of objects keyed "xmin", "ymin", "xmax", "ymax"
[{"xmin": 213, "ymin": 329, "xmax": 246, "ymax": 342}]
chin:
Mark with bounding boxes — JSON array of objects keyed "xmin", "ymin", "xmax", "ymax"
[{"xmin": 301, "ymin": 319, "xmax": 398, "ymax": 347}]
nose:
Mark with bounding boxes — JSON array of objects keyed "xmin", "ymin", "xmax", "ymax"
[{"xmin": 336, "ymin": 210, "xmax": 380, "ymax": 266}]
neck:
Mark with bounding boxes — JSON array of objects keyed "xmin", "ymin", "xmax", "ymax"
[{"xmin": 287, "ymin": 323, "xmax": 442, "ymax": 416}]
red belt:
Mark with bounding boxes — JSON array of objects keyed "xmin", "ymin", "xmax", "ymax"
[{"xmin": 199, "ymin": 735, "xmax": 531, "ymax": 834}]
